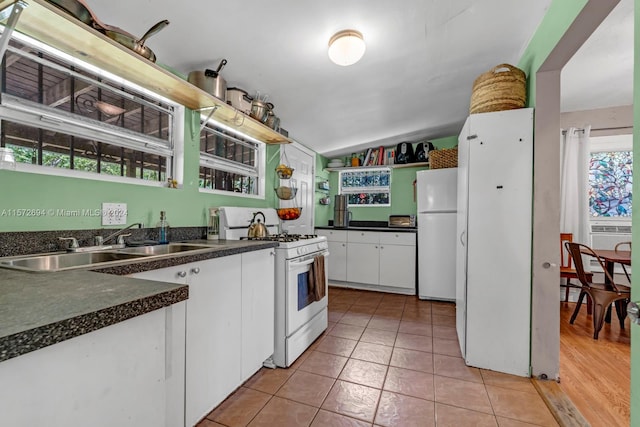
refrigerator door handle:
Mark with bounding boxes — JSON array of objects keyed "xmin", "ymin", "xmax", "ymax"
[{"xmin": 460, "ymin": 230, "xmax": 466, "ymax": 246}]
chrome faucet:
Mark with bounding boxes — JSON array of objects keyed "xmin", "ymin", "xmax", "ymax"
[
  {"xmin": 58, "ymin": 223, "xmax": 144, "ymax": 252},
  {"xmin": 95, "ymin": 222, "xmax": 144, "ymax": 246}
]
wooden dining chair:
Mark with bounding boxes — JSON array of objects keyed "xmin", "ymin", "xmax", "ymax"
[
  {"xmin": 560, "ymin": 233, "xmax": 593, "ymax": 302},
  {"xmin": 565, "ymin": 242, "xmax": 631, "ymax": 339},
  {"xmin": 614, "ymin": 241, "xmax": 632, "ymax": 283}
]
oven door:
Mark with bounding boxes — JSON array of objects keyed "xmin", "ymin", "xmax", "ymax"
[{"xmin": 285, "ymin": 250, "xmax": 329, "ymax": 336}]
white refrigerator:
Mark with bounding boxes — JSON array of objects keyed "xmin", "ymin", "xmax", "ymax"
[
  {"xmin": 416, "ymin": 168, "xmax": 458, "ymax": 301},
  {"xmin": 456, "ymin": 108, "xmax": 533, "ymax": 377}
]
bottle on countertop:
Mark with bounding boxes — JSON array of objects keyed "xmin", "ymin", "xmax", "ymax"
[{"xmin": 156, "ymin": 210, "xmax": 170, "ymax": 244}]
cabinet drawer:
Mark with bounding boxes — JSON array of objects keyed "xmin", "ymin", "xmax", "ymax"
[
  {"xmin": 316, "ymin": 229, "xmax": 347, "ymax": 242},
  {"xmin": 379, "ymin": 232, "xmax": 416, "ymax": 246},
  {"xmin": 347, "ymin": 230, "xmax": 380, "ymax": 244}
]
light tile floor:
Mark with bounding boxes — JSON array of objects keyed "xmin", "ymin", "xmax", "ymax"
[{"xmin": 199, "ymin": 287, "xmax": 559, "ymax": 427}]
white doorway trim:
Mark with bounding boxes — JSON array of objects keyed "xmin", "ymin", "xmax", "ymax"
[{"xmin": 531, "ymin": 0, "xmax": 621, "ymax": 379}]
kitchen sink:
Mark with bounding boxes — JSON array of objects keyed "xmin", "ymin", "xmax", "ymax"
[
  {"xmin": 0, "ymin": 251, "xmax": 146, "ymax": 272},
  {"xmin": 0, "ymin": 243, "xmax": 223, "ymax": 273},
  {"xmin": 115, "ymin": 243, "xmax": 217, "ymax": 256}
]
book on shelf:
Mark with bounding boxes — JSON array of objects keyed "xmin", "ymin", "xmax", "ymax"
[{"xmin": 363, "ymin": 148, "xmax": 373, "ymax": 166}]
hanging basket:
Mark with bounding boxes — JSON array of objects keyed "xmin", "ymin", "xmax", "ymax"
[{"xmin": 469, "ymin": 64, "xmax": 526, "ymax": 114}]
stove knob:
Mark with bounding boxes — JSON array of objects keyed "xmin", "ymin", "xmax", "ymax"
[{"xmin": 297, "ymin": 248, "xmax": 303, "ymax": 256}]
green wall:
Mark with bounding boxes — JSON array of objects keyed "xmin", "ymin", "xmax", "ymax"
[
  {"xmin": 0, "ymin": 109, "xmax": 280, "ymax": 232},
  {"xmin": 314, "ymin": 135, "xmax": 459, "ymax": 226},
  {"xmin": 314, "ymin": 153, "xmax": 333, "ymax": 226},
  {"xmin": 518, "ymin": 0, "xmax": 588, "ymax": 105}
]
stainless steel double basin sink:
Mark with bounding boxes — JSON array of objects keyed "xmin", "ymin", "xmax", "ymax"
[{"xmin": 0, "ymin": 243, "xmax": 219, "ymax": 272}]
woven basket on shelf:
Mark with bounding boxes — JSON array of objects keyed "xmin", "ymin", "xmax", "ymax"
[
  {"xmin": 429, "ymin": 148, "xmax": 458, "ymax": 169},
  {"xmin": 469, "ymin": 64, "xmax": 526, "ymax": 114}
]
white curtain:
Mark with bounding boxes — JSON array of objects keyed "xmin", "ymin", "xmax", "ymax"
[{"xmin": 560, "ymin": 126, "xmax": 591, "ymax": 245}]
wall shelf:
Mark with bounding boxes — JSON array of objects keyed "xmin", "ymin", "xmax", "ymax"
[
  {"xmin": 0, "ymin": 0, "xmax": 291, "ymax": 145},
  {"xmin": 325, "ymin": 162, "xmax": 429, "ymax": 172}
]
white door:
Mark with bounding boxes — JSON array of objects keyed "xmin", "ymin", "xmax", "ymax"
[
  {"xmin": 464, "ymin": 109, "xmax": 532, "ymax": 377},
  {"xmin": 419, "ymin": 212, "xmax": 457, "ymax": 301},
  {"xmin": 280, "ymin": 142, "xmax": 315, "ymax": 234},
  {"xmin": 455, "ymin": 118, "xmax": 470, "ymax": 357}
]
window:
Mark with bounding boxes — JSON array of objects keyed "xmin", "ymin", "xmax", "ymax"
[
  {"xmin": 0, "ymin": 32, "xmax": 178, "ymax": 184},
  {"xmin": 588, "ymin": 135, "xmax": 633, "ymax": 218},
  {"xmin": 339, "ymin": 168, "xmax": 391, "ymax": 206},
  {"xmin": 198, "ymin": 117, "xmax": 265, "ymax": 197}
]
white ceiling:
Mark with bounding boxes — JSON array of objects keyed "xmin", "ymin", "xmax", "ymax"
[
  {"xmin": 561, "ymin": 0, "xmax": 633, "ymax": 112},
  {"xmin": 85, "ymin": 0, "xmax": 632, "ymax": 157}
]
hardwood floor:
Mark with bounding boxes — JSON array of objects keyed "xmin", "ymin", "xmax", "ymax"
[{"xmin": 559, "ymin": 300, "xmax": 630, "ymax": 427}]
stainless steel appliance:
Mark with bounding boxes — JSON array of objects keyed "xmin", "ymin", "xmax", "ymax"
[
  {"xmin": 333, "ymin": 194, "xmax": 351, "ymax": 228},
  {"xmin": 219, "ymin": 207, "xmax": 329, "ymax": 368},
  {"xmin": 388, "ymin": 214, "xmax": 416, "ymax": 228}
]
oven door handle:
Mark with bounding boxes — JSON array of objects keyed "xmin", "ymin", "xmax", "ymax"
[
  {"xmin": 289, "ymin": 258, "xmax": 316, "ymax": 267},
  {"xmin": 288, "ymin": 252, "xmax": 329, "ymax": 267}
]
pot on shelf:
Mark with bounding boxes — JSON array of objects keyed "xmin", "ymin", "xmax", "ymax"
[{"xmin": 187, "ymin": 59, "xmax": 228, "ymax": 101}]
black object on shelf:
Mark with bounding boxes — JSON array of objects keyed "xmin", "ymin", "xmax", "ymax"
[{"xmin": 395, "ymin": 142, "xmax": 414, "ymax": 164}]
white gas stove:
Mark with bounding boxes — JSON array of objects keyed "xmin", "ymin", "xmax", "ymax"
[{"xmin": 219, "ymin": 207, "xmax": 329, "ymax": 367}]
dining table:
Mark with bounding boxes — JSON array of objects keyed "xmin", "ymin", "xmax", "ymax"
[{"xmin": 583, "ymin": 248, "xmax": 631, "ymax": 325}]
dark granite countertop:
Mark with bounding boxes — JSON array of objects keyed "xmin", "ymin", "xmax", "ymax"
[
  {"xmin": 0, "ymin": 239, "xmax": 277, "ymax": 362},
  {"xmin": 315, "ymin": 226, "xmax": 417, "ymax": 233}
]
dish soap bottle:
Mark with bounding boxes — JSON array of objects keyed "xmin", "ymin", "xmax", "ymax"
[{"xmin": 157, "ymin": 211, "xmax": 170, "ymax": 244}]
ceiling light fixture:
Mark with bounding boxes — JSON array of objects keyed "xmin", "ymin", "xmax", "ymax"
[{"xmin": 328, "ymin": 30, "xmax": 366, "ymax": 66}]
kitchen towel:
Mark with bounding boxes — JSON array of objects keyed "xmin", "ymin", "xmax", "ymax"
[{"xmin": 308, "ymin": 255, "xmax": 326, "ymax": 301}]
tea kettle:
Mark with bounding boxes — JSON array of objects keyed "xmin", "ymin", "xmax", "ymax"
[{"xmin": 247, "ymin": 211, "xmax": 269, "ymax": 238}]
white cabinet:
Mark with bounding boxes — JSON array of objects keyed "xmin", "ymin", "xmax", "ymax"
[
  {"xmin": 0, "ymin": 303, "xmax": 185, "ymax": 427},
  {"xmin": 241, "ymin": 249, "xmax": 275, "ymax": 381},
  {"xmin": 187, "ymin": 257, "xmax": 242, "ymax": 424},
  {"xmin": 378, "ymin": 232, "xmax": 416, "ymax": 290},
  {"xmin": 456, "ymin": 108, "xmax": 533, "ymax": 377},
  {"xmin": 347, "ymin": 231, "xmax": 381, "ymax": 285},
  {"xmin": 316, "ymin": 229, "xmax": 347, "ymax": 281},
  {"xmin": 317, "ymin": 228, "xmax": 416, "ymax": 295},
  {"xmin": 132, "ymin": 250, "xmax": 275, "ymax": 426},
  {"xmin": 132, "ymin": 256, "xmax": 242, "ymax": 426}
]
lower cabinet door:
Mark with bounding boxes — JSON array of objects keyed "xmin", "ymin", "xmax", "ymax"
[
  {"xmin": 327, "ymin": 240, "xmax": 347, "ymax": 281},
  {"xmin": 0, "ymin": 308, "xmax": 170, "ymax": 427},
  {"xmin": 185, "ymin": 257, "xmax": 242, "ymax": 426},
  {"xmin": 346, "ymin": 242, "xmax": 379, "ymax": 285},
  {"xmin": 241, "ymin": 249, "xmax": 275, "ymax": 381},
  {"xmin": 379, "ymin": 244, "xmax": 416, "ymax": 290}
]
